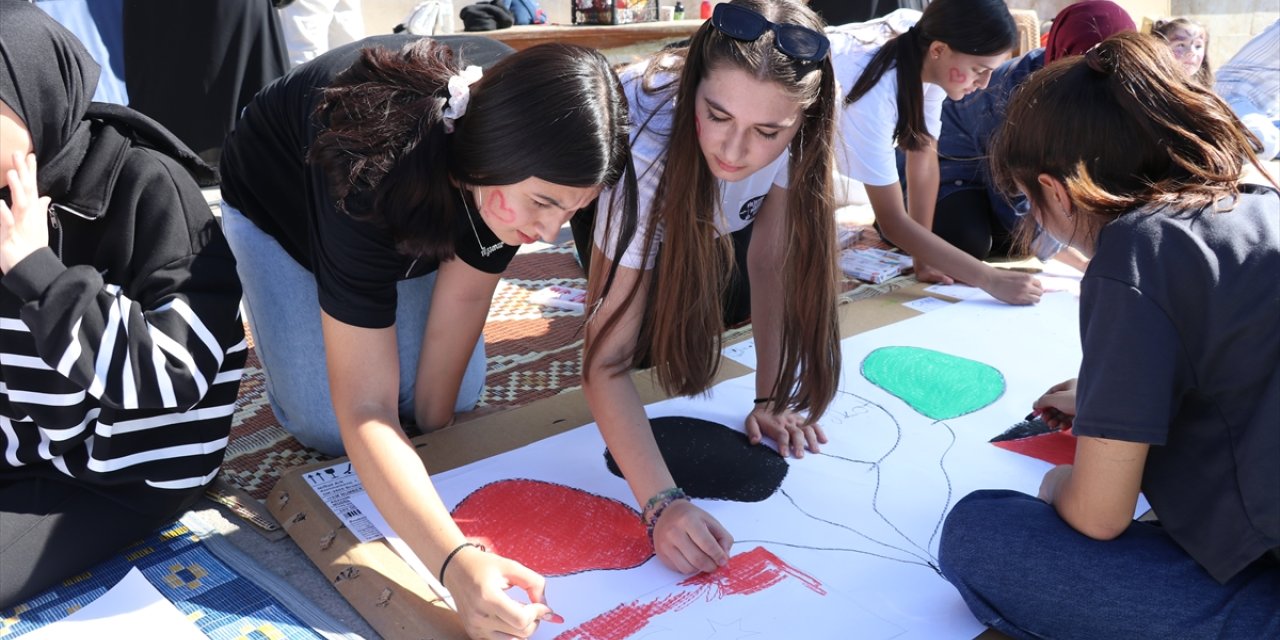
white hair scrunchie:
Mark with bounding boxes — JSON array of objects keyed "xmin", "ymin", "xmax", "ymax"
[{"xmin": 442, "ymin": 65, "xmax": 484, "ymax": 133}]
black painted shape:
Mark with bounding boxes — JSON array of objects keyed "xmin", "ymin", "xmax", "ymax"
[{"xmin": 604, "ymin": 416, "xmax": 788, "ymax": 502}]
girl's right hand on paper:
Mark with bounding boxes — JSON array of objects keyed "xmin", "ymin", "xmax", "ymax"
[
  {"xmin": 652, "ymin": 499, "xmax": 732, "ymax": 574},
  {"xmin": 984, "ymin": 268, "xmax": 1043, "ymax": 305},
  {"xmin": 444, "ymin": 548, "xmax": 563, "ymax": 640}
]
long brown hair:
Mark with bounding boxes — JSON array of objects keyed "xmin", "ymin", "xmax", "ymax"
[
  {"xmin": 992, "ymin": 31, "xmax": 1273, "ymax": 248},
  {"xmin": 844, "ymin": 0, "xmax": 1016, "ymax": 151},
  {"xmin": 309, "ymin": 39, "xmax": 635, "ymax": 259},
  {"xmin": 587, "ymin": 0, "xmax": 841, "ymax": 420}
]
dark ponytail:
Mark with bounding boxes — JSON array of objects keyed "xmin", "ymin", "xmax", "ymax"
[
  {"xmin": 844, "ymin": 28, "xmax": 929, "ymax": 150},
  {"xmin": 844, "ymin": 0, "xmax": 1017, "ymax": 151},
  {"xmin": 310, "ymin": 39, "xmax": 635, "ymax": 260}
]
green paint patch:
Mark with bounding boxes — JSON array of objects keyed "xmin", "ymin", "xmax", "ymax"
[{"xmin": 861, "ymin": 346, "xmax": 1005, "ymax": 420}]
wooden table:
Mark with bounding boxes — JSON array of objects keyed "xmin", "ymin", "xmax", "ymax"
[{"xmin": 474, "ymin": 20, "xmax": 705, "ymax": 52}]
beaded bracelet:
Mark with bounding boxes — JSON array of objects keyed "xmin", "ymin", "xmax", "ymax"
[
  {"xmin": 439, "ymin": 541, "xmax": 486, "ymax": 585},
  {"xmin": 642, "ymin": 487, "xmax": 689, "ymax": 544},
  {"xmin": 642, "ymin": 487, "xmax": 686, "ymax": 521}
]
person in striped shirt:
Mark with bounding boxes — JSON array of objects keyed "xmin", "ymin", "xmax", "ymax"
[
  {"xmin": 0, "ymin": 1, "xmax": 246, "ymax": 607},
  {"xmin": 1215, "ymin": 19, "xmax": 1280, "ymax": 161}
]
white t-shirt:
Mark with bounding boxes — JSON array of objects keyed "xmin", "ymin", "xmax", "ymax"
[
  {"xmin": 830, "ymin": 22, "xmax": 945, "ymax": 190},
  {"xmin": 595, "ymin": 59, "xmax": 790, "ymax": 270}
]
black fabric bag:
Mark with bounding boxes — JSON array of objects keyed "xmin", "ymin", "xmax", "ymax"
[{"xmin": 460, "ymin": 1, "xmax": 515, "ymax": 31}]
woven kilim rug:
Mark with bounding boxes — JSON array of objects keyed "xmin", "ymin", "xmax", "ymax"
[
  {"xmin": 0, "ymin": 518, "xmax": 354, "ymax": 639},
  {"xmin": 218, "ymin": 229, "xmax": 901, "ymax": 504}
]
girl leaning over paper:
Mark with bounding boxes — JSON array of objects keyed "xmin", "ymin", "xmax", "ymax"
[
  {"xmin": 577, "ymin": 0, "xmax": 843, "ymax": 578},
  {"xmin": 218, "ymin": 34, "xmax": 636, "ymax": 639}
]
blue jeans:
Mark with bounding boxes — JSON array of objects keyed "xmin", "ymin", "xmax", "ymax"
[
  {"xmin": 221, "ymin": 204, "xmax": 486, "ymax": 456},
  {"xmin": 939, "ymin": 490, "xmax": 1280, "ymax": 639}
]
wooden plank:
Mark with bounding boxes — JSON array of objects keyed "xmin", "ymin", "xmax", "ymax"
[{"xmin": 472, "ymin": 20, "xmax": 705, "ymax": 52}]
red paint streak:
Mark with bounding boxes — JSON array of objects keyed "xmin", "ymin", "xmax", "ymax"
[
  {"xmin": 555, "ymin": 547, "xmax": 826, "ymax": 639},
  {"xmin": 554, "ymin": 592, "xmax": 698, "ymax": 640},
  {"xmin": 451, "ymin": 479, "xmax": 651, "ymax": 576},
  {"xmin": 948, "ymin": 67, "xmax": 966, "ymax": 84},
  {"xmin": 681, "ymin": 546, "xmax": 826, "ymax": 597},
  {"xmin": 992, "ymin": 430, "xmax": 1077, "ymax": 466}
]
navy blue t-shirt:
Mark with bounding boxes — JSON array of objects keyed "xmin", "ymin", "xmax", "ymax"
[
  {"xmin": 1073, "ymin": 185, "xmax": 1280, "ymax": 583},
  {"xmin": 220, "ymin": 34, "xmax": 518, "ymax": 329}
]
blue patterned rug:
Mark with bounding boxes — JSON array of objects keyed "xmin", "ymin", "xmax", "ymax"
[{"xmin": 0, "ymin": 517, "xmax": 358, "ymax": 639}]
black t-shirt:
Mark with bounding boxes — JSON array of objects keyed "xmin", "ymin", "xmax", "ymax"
[
  {"xmin": 1073, "ymin": 185, "xmax": 1280, "ymax": 583},
  {"xmin": 219, "ymin": 34, "xmax": 518, "ymax": 328}
]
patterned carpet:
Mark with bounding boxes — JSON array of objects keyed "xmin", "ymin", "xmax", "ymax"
[
  {"xmin": 218, "ymin": 244, "xmax": 591, "ymax": 502},
  {"xmin": 218, "ymin": 229, "xmax": 894, "ymax": 504},
  {"xmin": 0, "ymin": 520, "xmax": 338, "ymax": 639}
]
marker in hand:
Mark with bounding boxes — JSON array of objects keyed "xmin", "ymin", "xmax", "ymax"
[{"xmin": 1026, "ymin": 407, "xmax": 1072, "ymax": 431}]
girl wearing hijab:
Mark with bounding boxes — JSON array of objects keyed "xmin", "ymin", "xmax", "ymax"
[
  {"xmin": 0, "ymin": 0, "xmax": 247, "ymax": 607},
  {"xmin": 932, "ymin": 0, "xmax": 1135, "ymax": 267}
]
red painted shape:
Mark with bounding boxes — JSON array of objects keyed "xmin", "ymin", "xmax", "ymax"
[
  {"xmin": 451, "ymin": 479, "xmax": 651, "ymax": 576},
  {"xmin": 680, "ymin": 546, "xmax": 826, "ymax": 598},
  {"xmin": 554, "ymin": 547, "xmax": 825, "ymax": 640},
  {"xmin": 992, "ymin": 429, "xmax": 1077, "ymax": 466}
]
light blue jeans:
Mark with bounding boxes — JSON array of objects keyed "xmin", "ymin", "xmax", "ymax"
[
  {"xmin": 221, "ymin": 203, "xmax": 486, "ymax": 456},
  {"xmin": 939, "ymin": 489, "xmax": 1280, "ymax": 639}
]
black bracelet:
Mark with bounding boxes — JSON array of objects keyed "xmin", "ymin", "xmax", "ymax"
[
  {"xmin": 438, "ymin": 541, "xmax": 486, "ymax": 585},
  {"xmin": 753, "ymin": 397, "xmax": 774, "ymax": 404}
]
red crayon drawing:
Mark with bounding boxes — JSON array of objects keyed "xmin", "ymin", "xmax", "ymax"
[
  {"xmin": 451, "ymin": 479, "xmax": 652, "ymax": 576},
  {"xmin": 555, "ymin": 547, "xmax": 825, "ymax": 640},
  {"xmin": 991, "ymin": 430, "xmax": 1077, "ymax": 466}
]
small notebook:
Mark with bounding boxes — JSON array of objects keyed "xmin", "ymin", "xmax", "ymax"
[{"xmin": 840, "ymin": 247, "xmax": 914, "ymax": 284}]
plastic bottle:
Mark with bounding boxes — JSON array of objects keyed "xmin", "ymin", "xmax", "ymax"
[
  {"xmin": 700, "ymin": 0, "xmax": 711, "ymax": 19},
  {"xmin": 673, "ymin": 1, "xmax": 685, "ymax": 20}
]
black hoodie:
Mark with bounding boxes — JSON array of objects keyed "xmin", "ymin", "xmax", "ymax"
[{"xmin": 0, "ymin": 1, "xmax": 245, "ymax": 504}]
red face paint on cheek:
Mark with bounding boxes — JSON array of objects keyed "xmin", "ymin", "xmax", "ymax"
[
  {"xmin": 490, "ymin": 188, "xmax": 517, "ymax": 223},
  {"xmin": 948, "ymin": 67, "xmax": 966, "ymax": 84}
]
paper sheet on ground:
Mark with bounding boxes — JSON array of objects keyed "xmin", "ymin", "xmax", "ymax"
[
  {"xmin": 721, "ymin": 337, "xmax": 757, "ymax": 370},
  {"xmin": 925, "ymin": 260, "xmax": 1084, "ymax": 301},
  {"xmin": 351, "ymin": 292, "xmax": 1143, "ymax": 639},
  {"xmin": 23, "ymin": 568, "xmax": 204, "ymax": 640},
  {"xmin": 902, "ymin": 296, "xmax": 953, "ymax": 313}
]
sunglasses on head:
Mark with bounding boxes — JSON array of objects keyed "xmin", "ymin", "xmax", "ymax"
[{"xmin": 711, "ymin": 3, "xmax": 830, "ymax": 63}]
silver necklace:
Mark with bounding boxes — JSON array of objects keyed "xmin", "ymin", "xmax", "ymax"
[{"xmin": 459, "ymin": 188, "xmax": 505, "ymax": 257}]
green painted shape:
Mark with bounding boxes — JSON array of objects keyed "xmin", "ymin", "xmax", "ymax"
[{"xmin": 861, "ymin": 346, "xmax": 1005, "ymax": 420}]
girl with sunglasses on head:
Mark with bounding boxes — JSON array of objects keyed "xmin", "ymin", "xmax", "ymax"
[
  {"xmin": 218, "ymin": 35, "xmax": 634, "ymax": 639},
  {"xmin": 833, "ymin": 0, "xmax": 1043, "ymax": 304},
  {"xmin": 939, "ymin": 32, "xmax": 1279, "ymax": 638},
  {"xmin": 576, "ymin": 0, "xmax": 840, "ymax": 576}
]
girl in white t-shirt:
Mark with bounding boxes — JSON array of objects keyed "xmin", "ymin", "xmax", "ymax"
[
  {"xmin": 580, "ymin": 0, "xmax": 840, "ymax": 576},
  {"xmin": 836, "ymin": 0, "xmax": 1043, "ymax": 304}
]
